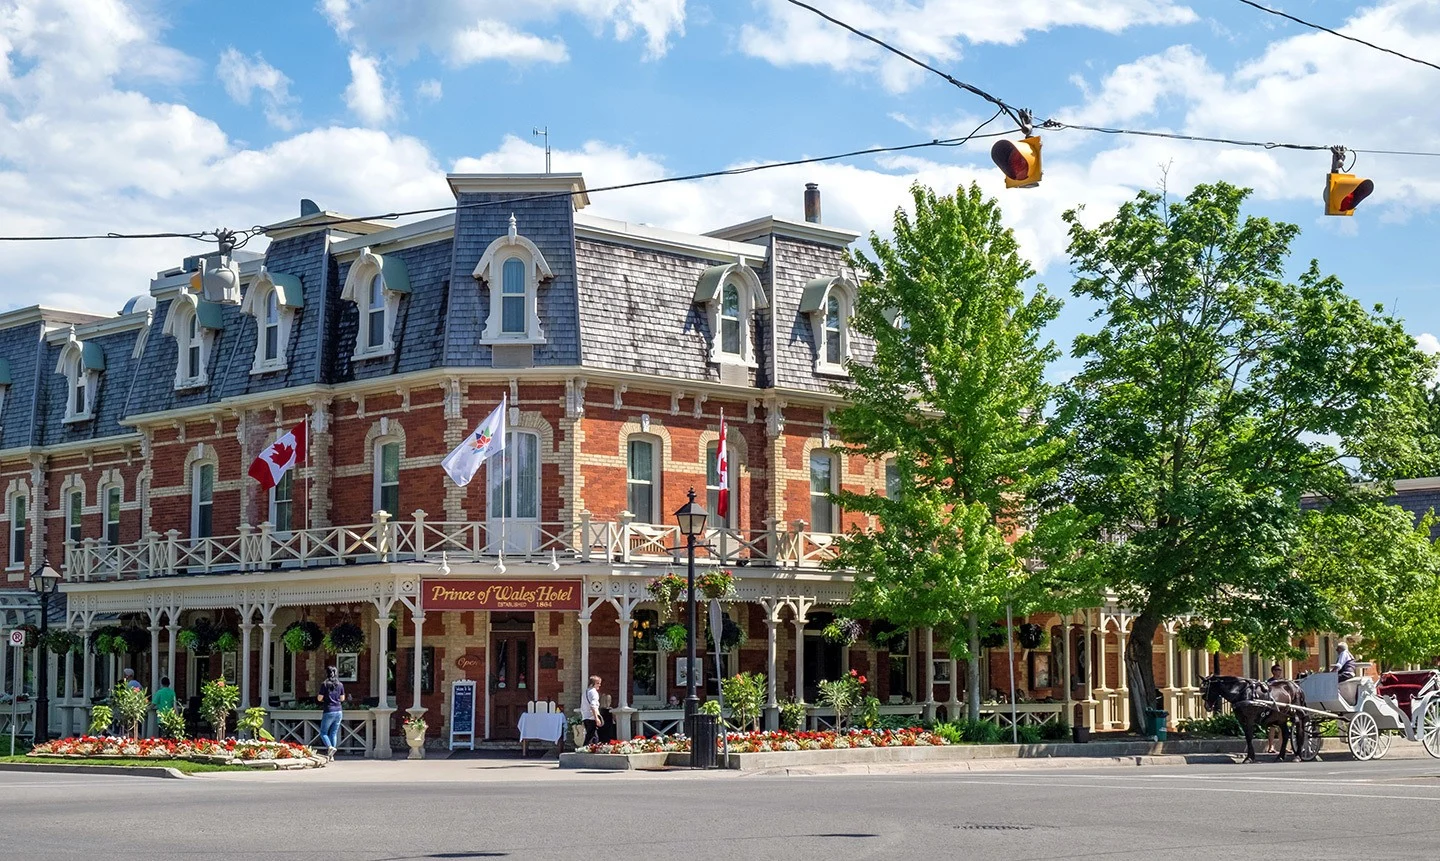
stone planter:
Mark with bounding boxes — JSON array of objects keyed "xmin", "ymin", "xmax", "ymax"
[{"xmin": 404, "ymin": 726, "xmax": 426, "ymax": 760}]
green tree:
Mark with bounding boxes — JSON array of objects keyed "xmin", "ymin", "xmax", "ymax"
[
  {"xmin": 1301, "ymin": 504, "xmax": 1440, "ymax": 670},
  {"xmin": 831, "ymin": 182, "xmax": 1095, "ymax": 721},
  {"xmin": 1057, "ymin": 182, "xmax": 1435, "ymax": 728},
  {"xmin": 110, "ymin": 682, "xmax": 149, "ymax": 738}
]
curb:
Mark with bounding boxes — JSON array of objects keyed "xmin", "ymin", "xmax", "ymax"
[{"xmin": 0, "ymin": 762, "xmax": 186, "ymax": 779}]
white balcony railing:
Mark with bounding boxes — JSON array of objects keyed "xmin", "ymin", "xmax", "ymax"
[{"xmin": 62, "ymin": 510, "xmax": 845, "ymax": 582}]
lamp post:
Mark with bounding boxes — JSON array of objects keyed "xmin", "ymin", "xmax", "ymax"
[
  {"xmin": 30, "ymin": 561, "xmax": 61, "ymax": 744},
  {"xmin": 673, "ymin": 488, "xmax": 708, "ymax": 721}
]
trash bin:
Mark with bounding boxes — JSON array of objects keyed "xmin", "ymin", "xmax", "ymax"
[
  {"xmin": 686, "ymin": 713, "xmax": 719, "ymax": 769},
  {"xmin": 1145, "ymin": 708, "xmax": 1169, "ymax": 742},
  {"xmin": 1072, "ymin": 725, "xmax": 1091, "ymax": 744}
]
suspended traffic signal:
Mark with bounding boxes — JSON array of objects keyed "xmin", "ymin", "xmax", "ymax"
[
  {"xmin": 1324, "ymin": 172, "xmax": 1373, "ymax": 216},
  {"xmin": 991, "ymin": 136, "xmax": 1042, "ymax": 189}
]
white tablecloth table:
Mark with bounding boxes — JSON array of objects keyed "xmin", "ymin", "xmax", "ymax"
[{"xmin": 517, "ymin": 712, "xmax": 568, "ymax": 756}]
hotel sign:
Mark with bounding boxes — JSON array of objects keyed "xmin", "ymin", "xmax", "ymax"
[{"xmin": 421, "ymin": 579, "xmax": 583, "ymax": 612}]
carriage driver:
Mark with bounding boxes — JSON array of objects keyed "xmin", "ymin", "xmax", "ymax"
[
  {"xmin": 1264, "ymin": 664, "xmax": 1285, "ymax": 754},
  {"xmin": 1332, "ymin": 641, "xmax": 1358, "ymax": 682}
]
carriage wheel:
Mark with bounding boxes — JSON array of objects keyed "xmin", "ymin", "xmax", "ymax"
[
  {"xmin": 1374, "ymin": 730, "xmax": 1392, "ymax": 760},
  {"xmin": 1422, "ymin": 701, "xmax": 1440, "ymax": 759},
  {"xmin": 1299, "ymin": 721, "xmax": 1321, "ymax": 762},
  {"xmin": 1348, "ymin": 712, "xmax": 1381, "ymax": 761}
]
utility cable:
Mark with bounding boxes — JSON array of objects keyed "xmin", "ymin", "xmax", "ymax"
[{"xmin": 1234, "ymin": 0, "xmax": 1440, "ymax": 73}]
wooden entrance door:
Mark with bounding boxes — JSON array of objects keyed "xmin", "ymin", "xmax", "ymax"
[{"xmin": 489, "ymin": 622, "xmax": 534, "ymax": 739}]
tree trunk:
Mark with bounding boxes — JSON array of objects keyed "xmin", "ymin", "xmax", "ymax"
[
  {"xmin": 967, "ymin": 613, "xmax": 981, "ymax": 722},
  {"xmin": 1125, "ymin": 614, "xmax": 1161, "ymax": 734}
]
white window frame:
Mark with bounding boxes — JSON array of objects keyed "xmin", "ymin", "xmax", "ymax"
[
  {"xmin": 803, "ymin": 276, "xmax": 857, "ymax": 377},
  {"xmin": 162, "ymin": 294, "xmax": 218, "ymax": 390},
  {"xmin": 191, "ymin": 461, "xmax": 215, "ymax": 540},
  {"xmin": 8, "ymin": 489, "xmax": 26, "ymax": 569},
  {"xmin": 103, "ymin": 484, "xmax": 121, "ymax": 545},
  {"xmin": 626, "ymin": 434, "xmax": 661, "ymax": 524},
  {"xmin": 269, "ymin": 471, "xmax": 294, "ymax": 533},
  {"xmin": 241, "ymin": 268, "xmax": 301, "ymax": 374},
  {"xmin": 695, "ymin": 263, "xmax": 767, "ymax": 369},
  {"xmin": 55, "ymin": 335, "xmax": 98, "ymax": 423},
  {"xmin": 65, "ymin": 487, "xmax": 84, "ymax": 546},
  {"xmin": 705, "ymin": 441, "xmax": 739, "ymax": 529},
  {"xmin": 488, "ymin": 430, "xmax": 541, "ymax": 521},
  {"xmin": 631, "ymin": 607, "xmax": 664, "ymax": 706},
  {"xmin": 340, "ymin": 248, "xmax": 405, "ymax": 360},
  {"xmin": 374, "ymin": 438, "xmax": 401, "ymax": 516},
  {"xmin": 886, "ymin": 628, "xmax": 913, "ymax": 703},
  {"xmin": 884, "ymin": 459, "xmax": 900, "ymax": 500},
  {"xmin": 808, "ymin": 449, "xmax": 838, "ymax": 534},
  {"xmin": 474, "ymin": 215, "xmax": 553, "ymax": 345}
]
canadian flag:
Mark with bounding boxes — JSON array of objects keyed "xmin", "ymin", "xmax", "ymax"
[
  {"xmin": 248, "ymin": 420, "xmax": 307, "ymax": 490},
  {"xmin": 716, "ymin": 410, "xmax": 729, "ymax": 520}
]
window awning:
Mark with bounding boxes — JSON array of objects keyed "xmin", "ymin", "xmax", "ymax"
[
  {"xmin": 0, "ymin": 357, "xmax": 11, "ymax": 386},
  {"xmin": 381, "ymin": 253, "xmax": 411, "ymax": 294},
  {"xmin": 80, "ymin": 341, "xmax": 105, "ymax": 372},
  {"xmin": 269, "ymin": 272, "xmax": 304, "ymax": 308},
  {"xmin": 196, "ymin": 300, "xmax": 226, "ymax": 331}
]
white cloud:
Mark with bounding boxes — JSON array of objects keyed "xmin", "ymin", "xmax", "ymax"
[
  {"xmin": 1418, "ymin": 333, "xmax": 1440, "ymax": 355},
  {"xmin": 416, "ymin": 78, "xmax": 443, "ymax": 102},
  {"xmin": 739, "ymin": 0, "xmax": 1197, "ymax": 93},
  {"xmin": 343, "ymin": 51, "xmax": 398, "ymax": 126},
  {"xmin": 321, "ymin": 0, "xmax": 685, "ymax": 67},
  {"xmin": 216, "ymin": 47, "xmax": 298, "ymax": 130}
]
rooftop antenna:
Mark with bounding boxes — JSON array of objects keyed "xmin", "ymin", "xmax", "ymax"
[{"xmin": 532, "ymin": 126, "xmax": 550, "ymax": 174}]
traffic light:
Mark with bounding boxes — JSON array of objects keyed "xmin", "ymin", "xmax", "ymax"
[
  {"xmin": 1324, "ymin": 172, "xmax": 1373, "ymax": 216},
  {"xmin": 991, "ymin": 136, "xmax": 1042, "ymax": 189}
]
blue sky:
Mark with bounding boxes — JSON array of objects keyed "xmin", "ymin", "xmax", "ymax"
[{"xmin": 3, "ymin": 0, "xmax": 1439, "ymax": 377}]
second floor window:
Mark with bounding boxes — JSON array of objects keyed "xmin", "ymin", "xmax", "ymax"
[
  {"xmin": 626, "ymin": 437, "xmax": 659, "ymax": 523},
  {"xmin": 367, "ymin": 273, "xmax": 386, "ymax": 351},
  {"xmin": 501, "ymin": 258, "xmax": 526, "ymax": 335},
  {"xmin": 809, "ymin": 451, "xmax": 836, "ymax": 534},
  {"xmin": 104, "ymin": 486, "xmax": 121, "ymax": 545},
  {"xmin": 263, "ymin": 290, "xmax": 280, "ymax": 362},
  {"xmin": 825, "ymin": 295, "xmax": 843, "ymax": 365},
  {"xmin": 720, "ymin": 283, "xmax": 741, "ymax": 356},
  {"xmin": 489, "ymin": 431, "xmax": 539, "ymax": 520},
  {"xmin": 375, "ymin": 440, "xmax": 400, "ymax": 516},
  {"xmin": 9, "ymin": 494, "xmax": 24, "ymax": 565},
  {"xmin": 192, "ymin": 463, "xmax": 214, "ymax": 539},
  {"xmin": 706, "ymin": 443, "xmax": 738, "ymax": 528},
  {"xmin": 885, "ymin": 460, "xmax": 901, "ymax": 500},
  {"xmin": 270, "ymin": 471, "xmax": 293, "ymax": 532},
  {"xmin": 186, "ymin": 314, "xmax": 201, "ymax": 380},
  {"xmin": 67, "ymin": 489, "xmax": 83, "ymax": 544},
  {"xmin": 73, "ymin": 373, "xmax": 87, "ymax": 416}
]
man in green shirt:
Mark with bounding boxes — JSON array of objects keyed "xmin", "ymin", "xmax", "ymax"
[{"xmin": 152, "ymin": 676, "xmax": 176, "ymax": 714}]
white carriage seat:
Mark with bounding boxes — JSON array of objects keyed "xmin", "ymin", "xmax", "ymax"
[{"xmin": 1338, "ymin": 677, "xmax": 1366, "ymax": 710}]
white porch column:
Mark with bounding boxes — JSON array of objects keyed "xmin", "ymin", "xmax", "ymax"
[
  {"xmin": 613, "ymin": 597, "xmax": 637, "ymax": 740},
  {"xmin": 922, "ymin": 627, "xmax": 936, "ymax": 722},
  {"xmin": 578, "ymin": 612, "xmax": 592, "ymax": 702},
  {"xmin": 257, "ymin": 620, "xmax": 274, "ymax": 710},
  {"xmin": 791, "ymin": 612, "xmax": 807, "ymax": 703},
  {"xmin": 239, "ymin": 614, "xmax": 253, "ymax": 711},
  {"xmin": 763, "ymin": 602, "xmax": 780, "ymax": 730},
  {"xmin": 408, "ymin": 609, "xmax": 427, "ymax": 719},
  {"xmin": 1095, "ymin": 623, "xmax": 1109, "ymax": 729},
  {"xmin": 61, "ymin": 640, "xmax": 76, "ymax": 737},
  {"xmin": 1061, "ymin": 616, "xmax": 1073, "ymax": 728},
  {"xmin": 81, "ymin": 628, "xmax": 95, "ymax": 727},
  {"xmin": 147, "ymin": 618, "xmax": 161, "ymax": 736},
  {"xmin": 371, "ymin": 604, "xmax": 394, "ymax": 759},
  {"xmin": 1116, "ymin": 629, "xmax": 1129, "ymax": 729}
]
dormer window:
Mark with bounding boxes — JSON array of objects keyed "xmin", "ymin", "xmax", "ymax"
[
  {"xmin": 55, "ymin": 332, "xmax": 103, "ymax": 423},
  {"xmin": 162, "ymin": 293, "xmax": 222, "ymax": 390},
  {"xmin": 801, "ymin": 276, "xmax": 857, "ymax": 376},
  {"xmin": 476, "ymin": 215, "xmax": 553, "ymax": 344},
  {"xmin": 241, "ymin": 267, "xmax": 303, "ymax": 374},
  {"xmin": 340, "ymin": 248, "xmax": 410, "ymax": 360},
  {"xmin": 694, "ymin": 261, "xmax": 767, "ymax": 368}
]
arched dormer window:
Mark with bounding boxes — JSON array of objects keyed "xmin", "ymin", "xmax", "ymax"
[
  {"xmin": 55, "ymin": 331, "xmax": 104, "ymax": 423},
  {"xmin": 475, "ymin": 214, "xmax": 553, "ymax": 344},
  {"xmin": 694, "ymin": 261, "xmax": 767, "ymax": 368},
  {"xmin": 162, "ymin": 292, "xmax": 222, "ymax": 390},
  {"xmin": 800, "ymin": 276, "xmax": 857, "ymax": 376},
  {"xmin": 240, "ymin": 267, "xmax": 303, "ymax": 374},
  {"xmin": 340, "ymin": 247, "xmax": 411, "ymax": 360}
]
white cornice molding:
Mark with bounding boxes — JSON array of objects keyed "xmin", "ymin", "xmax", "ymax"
[
  {"xmin": 575, "ymin": 213, "xmax": 768, "ymax": 263},
  {"xmin": 446, "ymin": 173, "xmax": 590, "ymax": 209},
  {"xmin": 1392, "ymin": 477, "xmax": 1440, "ymax": 492},
  {"xmin": 42, "ymin": 311, "xmax": 150, "ymax": 344},
  {"xmin": 705, "ymin": 216, "xmax": 860, "ymax": 247},
  {"xmin": 0, "ymin": 306, "xmax": 108, "ymax": 332},
  {"xmin": 0, "ymin": 434, "xmax": 143, "ymax": 462},
  {"xmin": 330, "ymin": 213, "xmax": 457, "ymax": 259},
  {"xmin": 263, "ymin": 211, "xmax": 391, "ymax": 241}
]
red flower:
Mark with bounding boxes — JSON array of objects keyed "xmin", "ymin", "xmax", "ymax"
[{"xmin": 858, "ymin": 676, "xmax": 867, "ymax": 684}]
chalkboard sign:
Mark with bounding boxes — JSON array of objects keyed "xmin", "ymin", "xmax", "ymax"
[{"xmin": 449, "ymin": 679, "xmax": 477, "ymax": 751}]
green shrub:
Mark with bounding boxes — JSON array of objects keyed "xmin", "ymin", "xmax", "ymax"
[
  {"xmin": 857, "ymin": 695, "xmax": 881, "ymax": 729},
  {"xmin": 719, "ymin": 672, "xmax": 765, "ymax": 732},
  {"xmin": 1177, "ymin": 712, "xmax": 1242, "ymax": 737},
  {"xmin": 110, "ymin": 682, "xmax": 149, "ymax": 737},
  {"xmin": 699, "ymin": 699, "xmax": 721, "ymax": 717},
  {"xmin": 1017, "ymin": 724, "xmax": 1043, "ymax": 744},
  {"xmin": 157, "ymin": 707, "xmax": 187, "ymax": 740},
  {"xmin": 953, "ymin": 718, "xmax": 1004, "ymax": 744},
  {"xmin": 873, "ymin": 713, "xmax": 927, "ymax": 731},
  {"xmin": 201, "ymin": 678, "xmax": 239, "ymax": 738},
  {"xmin": 236, "ymin": 707, "xmax": 274, "ymax": 741},
  {"xmin": 932, "ymin": 721, "xmax": 964, "ymax": 744},
  {"xmin": 1039, "ymin": 719, "xmax": 1071, "ymax": 741},
  {"xmin": 778, "ymin": 698, "xmax": 807, "ymax": 732},
  {"xmin": 88, "ymin": 705, "xmax": 114, "ymax": 736}
]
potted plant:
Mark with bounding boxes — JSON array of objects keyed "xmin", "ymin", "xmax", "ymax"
[
  {"xmin": 16, "ymin": 624, "xmax": 40, "ymax": 650},
  {"xmin": 403, "ymin": 715, "xmax": 428, "ymax": 759},
  {"xmin": 92, "ymin": 625, "xmax": 124, "ymax": 655},
  {"xmin": 705, "ymin": 615, "xmax": 746, "ymax": 652},
  {"xmin": 660, "ymin": 623, "xmax": 688, "ymax": 654},
  {"xmin": 822, "ymin": 617, "xmax": 862, "ymax": 647},
  {"xmin": 979, "ymin": 625, "xmax": 1007, "ymax": 649},
  {"xmin": 323, "ymin": 621, "xmax": 366, "ymax": 654},
  {"xmin": 41, "ymin": 630, "xmax": 82, "ymax": 655},
  {"xmin": 88, "ymin": 704, "xmax": 114, "ymax": 736},
  {"xmin": 568, "ymin": 713, "xmax": 587, "ymax": 749},
  {"xmin": 236, "ymin": 707, "xmax": 273, "ymax": 741},
  {"xmin": 696, "ymin": 569, "xmax": 734, "ymax": 600},
  {"xmin": 282, "ymin": 620, "xmax": 324, "ymax": 653},
  {"xmin": 214, "ymin": 631, "xmax": 240, "ymax": 653},
  {"xmin": 646, "ymin": 572, "xmax": 685, "ymax": 608},
  {"xmin": 1017, "ymin": 623, "xmax": 1044, "ymax": 651}
]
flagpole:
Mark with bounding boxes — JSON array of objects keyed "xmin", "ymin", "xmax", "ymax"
[
  {"xmin": 303, "ymin": 413, "xmax": 310, "ymax": 535},
  {"xmin": 500, "ymin": 394, "xmax": 508, "ymax": 566}
]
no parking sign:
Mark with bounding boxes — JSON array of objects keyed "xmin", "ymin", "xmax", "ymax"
[{"xmin": 7, "ymin": 630, "xmax": 22, "ymax": 647}]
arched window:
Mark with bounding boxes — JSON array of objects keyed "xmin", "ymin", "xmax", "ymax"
[
  {"xmin": 367, "ymin": 273, "xmax": 386, "ymax": 351},
  {"xmin": 66, "ymin": 487, "xmax": 83, "ymax": 545},
  {"xmin": 489, "ymin": 431, "xmax": 539, "ymax": 521},
  {"xmin": 825, "ymin": 295, "xmax": 842, "ymax": 365},
  {"xmin": 263, "ymin": 290, "xmax": 280, "ymax": 362},
  {"xmin": 340, "ymin": 248, "xmax": 410, "ymax": 361},
  {"xmin": 104, "ymin": 485, "xmax": 121, "ymax": 545},
  {"xmin": 706, "ymin": 442, "xmax": 739, "ymax": 528},
  {"xmin": 56, "ymin": 336, "xmax": 102, "ymax": 422},
  {"xmin": 186, "ymin": 313, "xmax": 201, "ymax": 380},
  {"xmin": 809, "ymin": 450, "xmax": 837, "ymax": 534},
  {"xmin": 8, "ymin": 490, "xmax": 25, "ymax": 566},
  {"xmin": 802, "ymin": 276, "xmax": 856, "ymax": 376},
  {"xmin": 475, "ymin": 219, "xmax": 553, "ymax": 344},
  {"xmin": 242, "ymin": 269, "xmax": 303, "ymax": 373},
  {"xmin": 694, "ymin": 263, "xmax": 767, "ymax": 368},
  {"xmin": 191, "ymin": 462, "xmax": 214, "ymax": 539},
  {"xmin": 720, "ymin": 284, "xmax": 741, "ymax": 356},
  {"xmin": 626, "ymin": 436, "xmax": 660, "ymax": 523},
  {"xmin": 163, "ymin": 297, "xmax": 217, "ymax": 390},
  {"xmin": 501, "ymin": 258, "xmax": 526, "ymax": 335},
  {"xmin": 374, "ymin": 439, "xmax": 400, "ymax": 516}
]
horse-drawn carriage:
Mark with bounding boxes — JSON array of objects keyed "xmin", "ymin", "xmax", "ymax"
[{"xmin": 1291, "ymin": 669, "xmax": 1440, "ymax": 761}]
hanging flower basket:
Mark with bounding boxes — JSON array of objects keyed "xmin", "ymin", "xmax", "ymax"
[
  {"xmin": 213, "ymin": 632, "xmax": 241, "ymax": 654},
  {"xmin": 659, "ymin": 623, "xmax": 688, "ymax": 653},
  {"xmin": 119, "ymin": 626, "xmax": 152, "ymax": 654},
  {"xmin": 978, "ymin": 625, "xmax": 1007, "ymax": 650},
  {"xmin": 646, "ymin": 572, "xmax": 685, "ymax": 607},
  {"xmin": 93, "ymin": 626, "xmax": 125, "ymax": 655},
  {"xmin": 1177, "ymin": 622, "xmax": 1212, "ymax": 651},
  {"xmin": 1017, "ymin": 623, "xmax": 1044, "ymax": 651},
  {"xmin": 41, "ymin": 630, "xmax": 82, "ymax": 655},
  {"xmin": 282, "ymin": 620, "xmax": 324, "ymax": 653},
  {"xmin": 323, "ymin": 621, "xmax": 366, "ymax": 654},
  {"xmin": 867, "ymin": 620, "xmax": 903, "ymax": 650},
  {"xmin": 176, "ymin": 618, "xmax": 229, "ymax": 656},
  {"xmin": 822, "ymin": 617, "xmax": 863, "ymax": 646},
  {"xmin": 16, "ymin": 624, "xmax": 40, "ymax": 650},
  {"xmin": 706, "ymin": 615, "xmax": 746, "ymax": 652},
  {"xmin": 697, "ymin": 570, "xmax": 735, "ymax": 600}
]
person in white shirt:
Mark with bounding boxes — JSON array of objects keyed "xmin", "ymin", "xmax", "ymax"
[
  {"xmin": 581, "ymin": 675, "xmax": 604, "ymax": 746},
  {"xmin": 1331, "ymin": 642, "xmax": 1358, "ymax": 682}
]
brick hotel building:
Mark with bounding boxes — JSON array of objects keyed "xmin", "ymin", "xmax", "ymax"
[{"xmin": 0, "ymin": 173, "xmax": 1350, "ymax": 753}]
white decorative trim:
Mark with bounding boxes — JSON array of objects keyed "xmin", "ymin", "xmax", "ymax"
[
  {"xmin": 162, "ymin": 293, "xmax": 217, "ymax": 390},
  {"xmin": 340, "ymin": 248, "xmax": 402, "ymax": 361},
  {"xmin": 55, "ymin": 330, "xmax": 97, "ymax": 422},
  {"xmin": 475, "ymin": 215, "xmax": 552, "ymax": 345},
  {"xmin": 806, "ymin": 277, "xmax": 857, "ymax": 377},
  {"xmin": 241, "ymin": 268, "xmax": 299, "ymax": 375},
  {"xmin": 698, "ymin": 263, "xmax": 766, "ymax": 369}
]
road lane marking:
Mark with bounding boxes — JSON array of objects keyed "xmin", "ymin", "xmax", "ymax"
[{"xmin": 945, "ymin": 777, "xmax": 1440, "ymax": 802}]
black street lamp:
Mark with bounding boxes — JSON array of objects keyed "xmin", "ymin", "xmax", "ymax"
[
  {"xmin": 673, "ymin": 488, "xmax": 708, "ymax": 721},
  {"xmin": 30, "ymin": 561, "xmax": 60, "ymax": 744}
]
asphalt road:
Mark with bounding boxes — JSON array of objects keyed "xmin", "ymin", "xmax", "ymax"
[{"xmin": 4, "ymin": 757, "xmax": 1440, "ymax": 860}]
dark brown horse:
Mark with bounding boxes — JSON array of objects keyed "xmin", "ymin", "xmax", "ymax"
[{"xmin": 1200, "ymin": 675, "xmax": 1307, "ymax": 763}]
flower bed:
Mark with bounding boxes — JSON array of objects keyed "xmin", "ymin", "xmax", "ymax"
[
  {"xmin": 29, "ymin": 736, "xmax": 321, "ymax": 766},
  {"xmin": 584, "ymin": 727, "xmax": 948, "ymax": 755}
]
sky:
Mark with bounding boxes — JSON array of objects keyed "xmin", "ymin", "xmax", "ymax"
[{"xmin": 3, "ymin": 0, "xmax": 1440, "ymax": 379}]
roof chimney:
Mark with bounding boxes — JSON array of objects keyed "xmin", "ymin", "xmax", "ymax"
[{"xmin": 803, "ymin": 183, "xmax": 821, "ymax": 223}]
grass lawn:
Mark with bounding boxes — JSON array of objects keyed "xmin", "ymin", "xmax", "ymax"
[{"xmin": 0, "ymin": 755, "xmax": 251, "ymax": 774}]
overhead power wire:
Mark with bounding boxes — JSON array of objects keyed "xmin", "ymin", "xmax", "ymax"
[
  {"xmin": 0, "ymin": 124, "xmax": 1014, "ymax": 244},
  {"xmin": 1234, "ymin": 0, "xmax": 1440, "ymax": 74}
]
